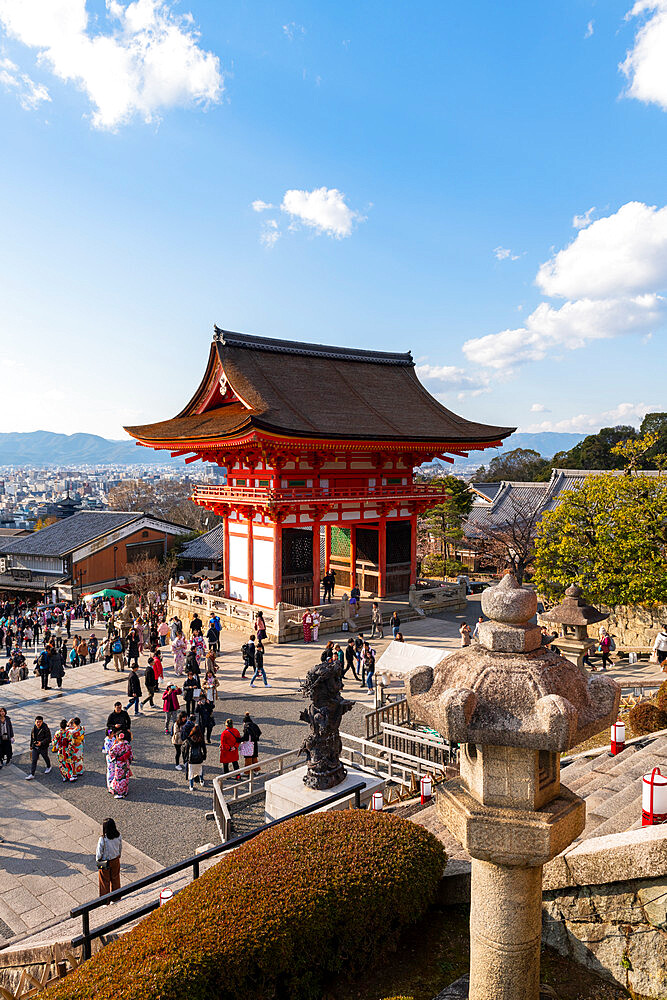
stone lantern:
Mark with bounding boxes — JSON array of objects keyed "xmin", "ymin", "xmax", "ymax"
[
  {"xmin": 540, "ymin": 584, "xmax": 609, "ymax": 672},
  {"xmin": 406, "ymin": 574, "xmax": 620, "ymax": 1000}
]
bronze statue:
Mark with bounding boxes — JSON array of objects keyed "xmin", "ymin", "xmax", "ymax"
[{"xmin": 299, "ymin": 659, "xmax": 354, "ymax": 790}]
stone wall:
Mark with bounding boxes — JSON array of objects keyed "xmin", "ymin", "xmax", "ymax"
[
  {"xmin": 603, "ymin": 605, "xmax": 667, "ymax": 649},
  {"xmin": 543, "ymin": 878, "xmax": 667, "ymax": 999}
]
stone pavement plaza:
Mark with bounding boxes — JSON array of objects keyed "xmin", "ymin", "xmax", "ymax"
[{"xmin": 0, "ymin": 601, "xmax": 663, "ymax": 950}]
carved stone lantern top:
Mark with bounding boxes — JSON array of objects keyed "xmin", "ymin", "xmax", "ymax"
[
  {"xmin": 407, "ymin": 573, "xmax": 619, "ymax": 752},
  {"xmin": 540, "ymin": 584, "xmax": 609, "ymax": 629}
]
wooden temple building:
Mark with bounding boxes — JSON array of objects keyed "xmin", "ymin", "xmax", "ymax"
[{"xmin": 125, "ymin": 329, "xmax": 513, "ymax": 610}]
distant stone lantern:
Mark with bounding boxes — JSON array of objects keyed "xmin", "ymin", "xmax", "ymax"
[
  {"xmin": 540, "ymin": 583, "xmax": 609, "ymax": 672},
  {"xmin": 406, "ymin": 574, "xmax": 620, "ymax": 1000}
]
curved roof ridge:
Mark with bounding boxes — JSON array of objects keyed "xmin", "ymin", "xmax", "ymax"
[{"xmin": 213, "ymin": 326, "xmax": 413, "ymax": 366}]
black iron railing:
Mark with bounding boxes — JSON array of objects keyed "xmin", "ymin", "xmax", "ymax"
[{"xmin": 71, "ymin": 781, "xmax": 366, "ymax": 959}]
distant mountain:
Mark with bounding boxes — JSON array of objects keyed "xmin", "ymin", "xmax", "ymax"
[
  {"xmin": 426, "ymin": 431, "xmax": 586, "ymax": 474},
  {"xmin": 495, "ymin": 431, "xmax": 585, "ymax": 458},
  {"xmin": 0, "ymin": 431, "xmax": 181, "ymax": 466}
]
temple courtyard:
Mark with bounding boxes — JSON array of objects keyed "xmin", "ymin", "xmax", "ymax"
[{"xmin": 0, "ymin": 596, "xmax": 663, "ymax": 958}]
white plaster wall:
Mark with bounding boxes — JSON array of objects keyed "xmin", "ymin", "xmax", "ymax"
[
  {"xmin": 229, "ymin": 534, "xmax": 248, "ymax": 582},
  {"xmin": 253, "ymin": 537, "xmax": 274, "ymax": 586},
  {"xmin": 229, "ymin": 580, "xmax": 249, "ymax": 601}
]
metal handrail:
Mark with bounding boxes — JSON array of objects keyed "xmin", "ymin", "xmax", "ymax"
[{"xmin": 70, "ymin": 780, "xmax": 366, "ymax": 959}]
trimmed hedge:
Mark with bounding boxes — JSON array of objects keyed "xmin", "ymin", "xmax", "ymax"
[
  {"xmin": 628, "ymin": 699, "xmax": 667, "ymax": 735},
  {"xmin": 655, "ymin": 680, "xmax": 667, "ymax": 713},
  {"xmin": 43, "ymin": 811, "xmax": 446, "ymax": 1000}
]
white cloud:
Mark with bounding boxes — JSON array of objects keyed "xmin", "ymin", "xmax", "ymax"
[
  {"xmin": 585, "ymin": 19, "xmax": 595, "ymax": 38},
  {"xmin": 621, "ymin": 1, "xmax": 667, "ymax": 111},
  {"xmin": 463, "ymin": 294, "xmax": 664, "ymax": 371},
  {"xmin": 493, "ymin": 246, "xmax": 520, "ymax": 261},
  {"xmin": 416, "ymin": 363, "xmax": 489, "ymax": 395},
  {"xmin": 282, "ymin": 21, "xmax": 305, "ymax": 41},
  {"xmin": 251, "ymin": 199, "xmax": 273, "ymax": 213},
  {"xmin": 537, "ymin": 201, "xmax": 667, "ymax": 299},
  {"xmin": 0, "ymin": 0, "xmax": 223, "ymax": 130},
  {"xmin": 522, "ymin": 402, "xmax": 661, "ymax": 434},
  {"xmin": 281, "ymin": 187, "xmax": 364, "ymax": 238},
  {"xmin": 0, "ymin": 55, "xmax": 50, "ymax": 108},
  {"xmin": 572, "ymin": 206, "xmax": 595, "ymax": 229},
  {"xmin": 259, "ymin": 219, "xmax": 280, "ymax": 248},
  {"xmin": 530, "ymin": 403, "xmax": 550, "ymax": 413}
]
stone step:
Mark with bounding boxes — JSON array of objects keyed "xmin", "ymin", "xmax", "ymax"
[{"xmin": 587, "ymin": 797, "xmax": 643, "ymax": 839}]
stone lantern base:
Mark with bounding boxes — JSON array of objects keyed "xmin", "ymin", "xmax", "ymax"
[{"xmin": 437, "ymin": 779, "xmax": 586, "ymax": 868}]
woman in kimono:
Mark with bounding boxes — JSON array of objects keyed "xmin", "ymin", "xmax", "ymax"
[
  {"xmin": 172, "ymin": 631, "xmax": 187, "ymax": 676},
  {"xmin": 191, "ymin": 629, "xmax": 206, "ymax": 665},
  {"xmin": 51, "ymin": 720, "xmax": 74, "ymax": 781},
  {"xmin": 102, "ymin": 729, "xmax": 115, "ymax": 792},
  {"xmin": 68, "ymin": 717, "xmax": 85, "ymax": 779},
  {"xmin": 109, "ymin": 732, "xmax": 133, "ymax": 799},
  {"xmin": 289, "ymin": 610, "xmax": 314, "ymax": 643}
]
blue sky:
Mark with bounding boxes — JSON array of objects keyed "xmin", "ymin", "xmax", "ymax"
[{"xmin": 1, "ymin": 0, "xmax": 667, "ymax": 444}]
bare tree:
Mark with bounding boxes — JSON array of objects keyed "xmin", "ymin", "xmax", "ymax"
[
  {"xmin": 108, "ymin": 480, "xmax": 221, "ymax": 532},
  {"xmin": 465, "ymin": 492, "xmax": 546, "ymax": 584},
  {"xmin": 126, "ymin": 554, "xmax": 177, "ymax": 606}
]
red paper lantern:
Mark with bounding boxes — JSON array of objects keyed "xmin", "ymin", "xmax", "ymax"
[
  {"xmin": 610, "ymin": 721, "xmax": 625, "ymax": 755},
  {"xmin": 642, "ymin": 767, "xmax": 667, "ymax": 826},
  {"xmin": 420, "ymin": 774, "xmax": 433, "ymax": 804}
]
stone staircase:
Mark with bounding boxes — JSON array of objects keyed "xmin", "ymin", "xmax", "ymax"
[{"xmin": 560, "ymin": 734, "xmax": 667, "ymax": 841}]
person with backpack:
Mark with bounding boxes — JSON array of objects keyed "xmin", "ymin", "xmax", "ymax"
[
  {"xmin": 124, "ymin": 665, "xmax": 143, "ymax": 716},
  {"xmin": 250, "ymin": 642, "xmax": 269, "ymax": 687},
  {"xmin": 171, "ymin": 711, "xmax": 188, "ymax": 770},
  {"xmin": 36, "ymin": 647, "xmax": 50, "ymax": 690},
  {"xmin": 599, "ymin": 630, "xmax": 614, "ymax": 671},
  {"xmin": 183, "ymin": 724, "xmax": 207, "ymax": 791},
  {"xmin": 111, "ymin": 633, "xmax": 125, "ymax": 672},
  {"xmin": 49, "ymin": 645, "xmax": 65, "ymax": 689},
  {"xmin": 241, "ymin": 635, "xmax": 255, "ymax": 679},
  {"xmin": 96, "ymin": 818, "xmax": 122, "ymax": 898},
  {"xmin": 240, "ymin": 712, "xmax": 261, "ymax": 772}
]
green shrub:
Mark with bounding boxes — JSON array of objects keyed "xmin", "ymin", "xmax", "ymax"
[
  {"xmin": 628, "ymin": 699, "xmax": 667, "ymax": 736},
  {"xmin": 43, "ymin": 811, "xmax": 446, "ymax": 1000}
]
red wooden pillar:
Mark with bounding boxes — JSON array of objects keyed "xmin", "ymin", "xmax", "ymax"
[
  {"xmin": 378, "ymin": 514, "xmax": 387, "ymax": 598},
  {"xmin": 409, "ymin": 512, "xmax": 418, "ymax": 587},
  {"xmin": 273, "ymin": 522, "xmax": 283, "ymax": 605},
  {"xmin": 312, "ymin": 520, "xmax": 321, "ymax": 606},
  {"xmin": 223, "ymin": 515, "xmax": 230, "ymax": 597},
  {"xmin": 350, "ymin": 524, "xmax": 357, "ymax": 591},
  {"xmin": 247, "ymin": 514, "xmax": 254, "ymax": 606},
  {"xmin": 324, "ymin": 524, "xmax": 331, "ymax": 574}
]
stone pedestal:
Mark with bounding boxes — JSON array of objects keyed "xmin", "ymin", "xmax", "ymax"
[
  {"xmin": 264, "ymin": 765, "xmax": 385, "ymax": 823},
  {"xmin": 470, "ymin": 861, "xmax": 542, "ymax": 1000}
]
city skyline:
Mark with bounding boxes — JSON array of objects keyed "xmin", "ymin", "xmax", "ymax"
[{"xmin": 1, "ymin": 1, "xmax": 667, "ymax": 440}]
